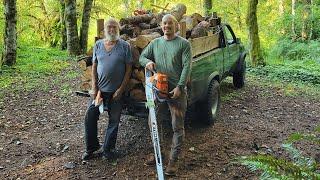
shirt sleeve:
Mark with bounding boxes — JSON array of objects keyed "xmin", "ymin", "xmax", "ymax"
[
  {"xmin": 178, "ymin": 41, "xmax": 192, "ymax": 87},
  {"xmin": 92, "ymin": 41, "xmax": 98, "ymax": 64},
  {"xmin": 139, "ymin": 40, "xmax": 155, "ymax": 67}
]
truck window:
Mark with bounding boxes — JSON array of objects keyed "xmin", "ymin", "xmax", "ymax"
[{"xmin": 224, "ymin": 25, "xmax": 238, "ymax": 45}]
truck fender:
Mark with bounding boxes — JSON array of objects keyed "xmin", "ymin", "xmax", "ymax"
[
  {"xmin": 207, "ymin": 71, "xmax": 220, "ymax": 89},
  {"xmin": 238, "ymin": 52, "xmax": 247, "ymax": 67}
]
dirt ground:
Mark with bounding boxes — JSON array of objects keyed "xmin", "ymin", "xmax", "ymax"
[{"xmin": 0, "ymin": 63, "xmax": 319, "ymax": 180}]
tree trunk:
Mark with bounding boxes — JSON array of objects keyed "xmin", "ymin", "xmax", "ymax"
[
  {"xmin": 65, "ymin": 0, "xmax": 81, "ymax": 55},
  {"xmin": 236, "ymin": 0, "xmax": 242, "ymax": 31},
  {"xmin": 309, "ymin": 0, "xmax": 314, "ymax": 39},
  {"xmin": 291, "ymin": 0, "xmax": 297, "ymax": 40},
  {"xmin": 279, "ymin": 0, "xmax": 285, "ymax": 34},
  {"xmin": 246, "ymin": 0, "xmax": 265, "ymax": 67},
  {"xmin": 2, "ymin": 0, "xmax": 17, "ymax": 66},
  {"xmin": 79, "ymin": 0, "xmax": 93, "ymax": 53},
  {"xmin": 59, "ymin": 0, "xmax": 67, "ymax": 50},
  {"xmin": 203, "ymin": 0, "xmax": 212, "ymax": 17}
]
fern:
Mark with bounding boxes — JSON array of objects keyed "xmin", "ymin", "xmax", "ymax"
[{"xmin": 236, "ymin": 127, "xmax": 320, "ymax": 180}]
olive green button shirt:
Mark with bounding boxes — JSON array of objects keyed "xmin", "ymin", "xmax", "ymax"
[{"xmin": 139, "ymin": 36, "xmax": 192, "ymax": 89}]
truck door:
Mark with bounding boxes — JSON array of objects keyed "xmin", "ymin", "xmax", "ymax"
[{"xmin": 223, "ymin": 25, "xmax": 240, "ymax": 73}]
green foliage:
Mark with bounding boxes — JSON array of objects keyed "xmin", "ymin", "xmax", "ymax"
[
  {"xmin": 269, "ymin": 39, "xmax": 320, "ymax": 63},
  {"xmin": 236, "ymin": 127, "xmax": 320, "ymax": 179},
  {"xmin": 0, "ymin": 45, "xmax": 69, "ymax": 94},
  {"xmin": 248, "ymin": 59, "xmax": 320, "ymax": 86}
]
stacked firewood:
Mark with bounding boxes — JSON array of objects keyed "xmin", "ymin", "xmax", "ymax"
[{"xmin": 78, "ymin": 3, "xmax": 221, "ymax": 101}]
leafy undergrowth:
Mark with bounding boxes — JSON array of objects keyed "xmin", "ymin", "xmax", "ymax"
[
  {"xmin": 247, "ymin": 59, "xmax": 320, "ymax": 97},
  {"xmin": 236, "ymin": 126, "xmax": 320, "ymax": 179},
  {"xmin": 0, "ymin": 45, "xmax": 70, "ymax": 98}
]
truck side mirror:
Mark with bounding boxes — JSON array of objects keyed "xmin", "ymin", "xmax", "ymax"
[{"xmin": 236, "ymin": 38, "xmax": 241, "ymax": 44}]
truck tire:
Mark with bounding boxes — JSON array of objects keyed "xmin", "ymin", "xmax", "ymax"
[
  {"xmin": 200, "ymin": 79, "xmax": 220, "ymax": 125},
  {"xmin": 233, "ymin": 59, "xmax": 246, "ymax": 89}
]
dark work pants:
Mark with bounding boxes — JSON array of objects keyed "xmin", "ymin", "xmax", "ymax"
[{"xmin": 84, "ymin": 92, "xmax": 123, "ymax": 154}]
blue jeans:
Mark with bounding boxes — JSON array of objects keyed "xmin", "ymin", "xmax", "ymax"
[{"xmin": 84, "ymin": 92, "xmax": 123, "ymax": 154}]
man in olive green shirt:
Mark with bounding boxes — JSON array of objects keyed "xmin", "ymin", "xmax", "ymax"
[{"xmin": 139, "ymin": 14, "xmax": 192, "ymax": 176}]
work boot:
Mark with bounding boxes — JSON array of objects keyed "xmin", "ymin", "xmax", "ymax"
[
  {"xmin": 144, "ymin": 153, "xmax": 165, "ymax": 166},
  {"xmin": 144, "ymin": 154, "xmax": 156, "ymax": 166},
  {"xmin": 165, "ymin": 160, "xmax": 178, "ymax": 176},
  {"xmin": 81, "ymin": 146, "xmax": 103, "ymax": 160}
]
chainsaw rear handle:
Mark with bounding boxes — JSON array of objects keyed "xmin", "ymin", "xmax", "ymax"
[{"xmin": 145, "ymin": 67, "xmax": 157, "ymax": 78}]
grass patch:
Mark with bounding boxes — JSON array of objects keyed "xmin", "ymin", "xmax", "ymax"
[{"xmin": 0, "ymin": 45, "xmax": 69, "ymax": 97}]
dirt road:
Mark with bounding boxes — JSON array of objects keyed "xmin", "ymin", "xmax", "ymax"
[{"xmin": 1, "ymin": 64, "xmax": 319, "ymax": 179}]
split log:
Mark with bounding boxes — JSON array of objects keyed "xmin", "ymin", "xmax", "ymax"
[
  {"xmin": 190, "ymin": 21, "xmax": 211, "ymax": 38},
  {"xmin": 78, "ymin": 60, "xmax": 87, "ymax": 70},
  {"xmin": 129, "ymin": 89, "xmax": 146, "ymax": 101},
  {"xmin": 170, "ymin": 3, "xmax": 187, "ymax": 21},
  {"xmin": 119, "ymin": 14, "xmax": 154, "ymax": 26},
  {"xmin": 181, "ymin": 16, "xmax": 198, "ymax": 31},
  {"xmin": 81, "ymin": 66, "xmax": 92, "ymax": 81},
  {"xmin": 129, "ymin": 32, "xmax": 161, "ymax": 49}
]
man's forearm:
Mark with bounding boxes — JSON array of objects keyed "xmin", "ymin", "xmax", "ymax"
[{"xmin": 91, "ymin": 63, "xmax": 98, "ymax": 91}]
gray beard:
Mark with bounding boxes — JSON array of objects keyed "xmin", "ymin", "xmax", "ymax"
[{"xmin": 105, "ymin": 33, "xmax": 119, "ymax": 41}]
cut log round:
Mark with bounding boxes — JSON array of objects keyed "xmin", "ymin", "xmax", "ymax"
[{"xmin": 170, "ymin": 3, "xmax": 187, "ymax": 21}]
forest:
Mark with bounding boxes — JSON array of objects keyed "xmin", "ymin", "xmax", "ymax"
[{"xmin": 0, "ymin": 0, "xmax": 319, "ymax": 179}]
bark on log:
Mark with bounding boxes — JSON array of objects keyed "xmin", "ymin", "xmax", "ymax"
[
  {"xmin": 120, "ymin": 25, "xmax": 142, "ymax": 38},
  {"xmin": 119, "ymin": 14, "xmax": 154, "ymax": 25},
  {"xmin": 190, "ymin": 21, "xmax": 210, "ymax": 38},
  {"xmin": 129, "ymin": 44, "xmax": 141, "ymax": 67},
  {"xmin": 141, "ymin": 27, "xmax": 163, "ymax": 35}
]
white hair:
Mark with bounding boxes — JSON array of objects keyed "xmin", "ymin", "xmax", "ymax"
[{"xmin": 104, "ymin": 18, "xmax": 120, "ymax": 41}]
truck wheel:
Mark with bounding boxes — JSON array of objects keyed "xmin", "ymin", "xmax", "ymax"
[
  {"xmin": 233, "ymin": 59, "xmax": 246, "ymax": 88},
  {"xmin": 201, "ymin": 79, "xmax": 220, "ymax": 125}
]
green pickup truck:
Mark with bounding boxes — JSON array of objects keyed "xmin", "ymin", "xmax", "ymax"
[{"xmin": 125, "ymin": 23, "xmax": 247, "ymax": 125}]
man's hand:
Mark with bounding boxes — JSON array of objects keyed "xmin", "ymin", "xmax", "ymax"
[
  {"xmin": 112, "ymin": 88, "xmax": 124, "ymax": 101},
  {"xmin": 169, "ymin": 86, "xmax": 181, "ymax": 99},
  {"xmin": 146, "ymin": 62, "xmax": 156, "ymax": 72},
  {"xmin": 90, "ymin": 88, "xmax": 98, "ymax": 99}
]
